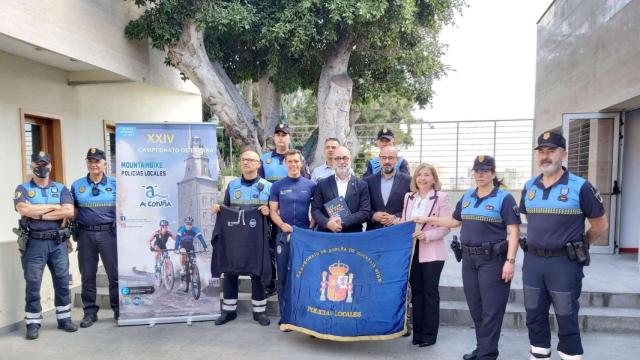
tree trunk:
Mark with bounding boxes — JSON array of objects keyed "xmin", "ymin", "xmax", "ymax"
[
  {"xmin": 246, "ymin": 79, "xmax": 253, "ymax": 110},
  {"xmin": 312, "ymin": 35, "xmax": 354, "ymax": 168},
  {"xmin": 166, "ymin": 20, "xmax": 262, "ymax": 152},
  {"xmin": 344, "ymin": 106, "xmax": 362, "ymax": 158},
  {"xmin": 258, "ymin": 74, "xmax": 281, "ymax": 145}
]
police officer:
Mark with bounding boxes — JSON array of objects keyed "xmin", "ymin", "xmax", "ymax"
[
  {"xmin": 211, "ymin": 150, "xmax": 271, "ymax": 326},
  {"xmin": 259, "ymin": 123, "xmax": 310, "ymax": 182},
  {"xmin": 14, "ymin": 152, "xmax": 78, "ymax": 340},
  {"xmin": 268, "ymin": 149, "xmax": 316, "ymax": 328},
  {"xmin": 520, "ymin": 132, "xmax": 608, "ymax": 360},
  {"xmin": 362, "ymin": 127, "xmax": 410, "ymax": 178},
  {"xmin": 420, "ymin": 155, "xmax": 521, "ymax": 360},
  {"xmin": 71, "ymin": 148, "xmax": 118, "ymax": 327}
]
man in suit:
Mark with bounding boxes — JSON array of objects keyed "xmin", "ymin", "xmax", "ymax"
[
  {"xmin": 365, "ymin": 146, "xmax": 411, "ymax": 231},
  {"xmin": 312, "ymin": 146, "xmax": 371, "ymax": 233}
]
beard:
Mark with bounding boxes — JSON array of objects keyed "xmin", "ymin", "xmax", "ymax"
[
  {"xmin": 335, "ymin": 165, "xmax": 351, "ymax": 178},
  {"xmin": 539, "ymin": 160, "xmax": 562, "ymax": 176},
  {"xmin": 381, "ymin": 165, "xmax": 394, "ymax": 174}
]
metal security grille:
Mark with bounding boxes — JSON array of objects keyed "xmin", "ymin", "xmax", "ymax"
[
  {"xmin": 567, "ymin": 120, "xmax": 590, "ymax": 178},
  {"xmin": 217, "ymin": 119, "xmax": 534, "ymax": 190}
]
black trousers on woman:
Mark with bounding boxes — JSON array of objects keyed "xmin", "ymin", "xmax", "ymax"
[{"xmin": 410, "ymin": 246, "xmax": 445, "ymax": 344}]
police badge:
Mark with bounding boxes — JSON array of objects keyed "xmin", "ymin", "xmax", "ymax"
[
  {"xmin": 28, "ymin": 190, "xmax": 36, "ymax": 198},
  {"xmin": 558, "ymin": 187, "xmax": 569, "ymax": 202},
  {"xmin": 266, "ymin": 158, "xmax": 272, "ymax": 164},
  {"xmin": 543, "ymin": 132, "xmax": 550, "ymax": 140},
  {"xmin": 79, "ymin": 185, "xmax": 86, "ymax": 194},
  {"xmin": 528, "ymin": 189, "xmax": 536, "ymax": 200},
  {"xmin": 462, "ymin": 200, "xmax": 471, "ymax": 208},
  {"xmin": 235, "ymin": 190, "xmax": 242, "ymax": 199}
]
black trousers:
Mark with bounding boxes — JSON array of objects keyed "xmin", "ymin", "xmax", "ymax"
[
  {"xmin": 77, "ymin": 228, "xmax": 119, "ymax": 315},
  {"xmin": 409, "ymin": 249, "xmax": 445, "ymax": 343}
]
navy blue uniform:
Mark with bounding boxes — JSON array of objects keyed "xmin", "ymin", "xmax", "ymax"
[
  {"xmin": 219, "ymin": 176, "xmax": 272, "ymax": 315},
  {"xmin": 453, "ymin": 187, "xmax": 521, "ymax": 360},
  {"xmin": 268, "ymin": 176, "xmax": 315, "ymax": 318},
  {"xmin": 71, "ymin": 174, "xmax": 118, "ymax": 318},
  {"xmin": 520, "ymin": 170, "xmax": 604, "ymax": 357},
  {"xmin": 14, "ymin": 180, "xmax": 74, "ymax": 327}
]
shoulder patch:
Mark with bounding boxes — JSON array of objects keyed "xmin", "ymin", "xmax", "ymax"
[
  {"xmin": 14, "ymin": 191, "xmax": 22, "ymax": 199},
  {"xmin": 591, "ymin": 186, "xmax": 603, "ymax": 204},
  {"xmin": 513, "ymin": 205, "xmax": 520, "ymax": 217}
]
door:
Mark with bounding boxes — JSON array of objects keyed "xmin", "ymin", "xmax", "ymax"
[{"xmin": 562, "ymin": 113, "xmax": 620, "ymax": 254}]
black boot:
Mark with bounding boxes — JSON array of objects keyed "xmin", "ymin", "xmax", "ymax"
[
  {"xmin": 215, "ymin": 311, "xmax": 237, "ymax": 326},
  {"xmin": 462, "ymin": 349, "xmax": 478, "ymax": 360},
  {"xmin": 25, "ymin": 324, "xmax": 40, "ymax": 340},
  {"xmin": 57, "ymin": 318, "xmax": 79, "ymax": 332},
  {"xmin": 253, "ymin": 312, "xmax": 270, "ymax": 326},
  {"xmin": 80, "ymin": 313, "xmax": 98, "ymax": 328}
]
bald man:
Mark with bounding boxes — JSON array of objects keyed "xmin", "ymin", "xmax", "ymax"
[{"xmin": 364, "ymin": 146, "xmax": 411, "ymax": 231}]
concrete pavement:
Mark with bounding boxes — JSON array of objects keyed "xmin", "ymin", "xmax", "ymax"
[{"xmin": 1, "ymin": 308, "xmax": 638, "ymax": 359}]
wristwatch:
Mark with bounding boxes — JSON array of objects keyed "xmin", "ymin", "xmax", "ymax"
[{"xmin": 505, "ymin": 258, "xmax": 515, "ymax": 264}]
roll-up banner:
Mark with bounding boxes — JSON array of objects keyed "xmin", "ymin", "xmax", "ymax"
[{"xmin": 115, "ymin": 123, "xmax": 220, "ymax": 325}]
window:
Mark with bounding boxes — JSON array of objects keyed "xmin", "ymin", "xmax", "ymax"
[
  {"xmin": 104, "ymin": 121, "xmax": 116, "ymax": 176},
  {"xmin": 20, "ymin": 110, "xmax": 65, "ymax": 183}
]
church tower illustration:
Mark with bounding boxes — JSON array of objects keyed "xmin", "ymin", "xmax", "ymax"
[{"xmin": 177, "ymin": 126, "xmax": 217, "ymax": 243}]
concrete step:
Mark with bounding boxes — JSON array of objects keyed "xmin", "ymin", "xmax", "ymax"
[
  {"xmin": 439, "ymin": 285, "xmax": 640, "ymax": 309},
  {"xmin": 439, "ymin": 300, "xmax": 640, "ymax": 334}
]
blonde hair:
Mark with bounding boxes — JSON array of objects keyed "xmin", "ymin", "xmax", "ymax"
[{"xmin": 411, "ymin": 163, "xmax": 442, "ymax": 192}]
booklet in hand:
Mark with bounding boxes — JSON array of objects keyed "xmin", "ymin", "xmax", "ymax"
[{"xmin": 324, "ymin": 196, "xmax": 351, "ymax": 220}]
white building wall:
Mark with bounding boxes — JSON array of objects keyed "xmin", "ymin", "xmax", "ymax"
[
  {"xmin": 619, "ymin": 109, "xmax": 640, "ymax": 250},
  {"xmin": 0, "ymin": 50, "xmax": 201, "ymax": 331}
]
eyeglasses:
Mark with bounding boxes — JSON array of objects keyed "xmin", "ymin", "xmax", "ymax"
[
  {"xmin": 91, "ymin": 185, "xmax": 100, "ymax": 196},
  {"xmin": 334, "ymin": 156, "xmax": 350, "ymax": 162},
  {"xmin": 240, "ymin": 158, "xmax": 260, "ymax": 163},
  {"xmin": 380, "ymin": 156, "xmax": 397, "ymax": 161}
]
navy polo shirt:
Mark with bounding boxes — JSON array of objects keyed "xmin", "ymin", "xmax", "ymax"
[
  {"xmin": 520, "ymin": 169, "xmax": 605, "ymax": 249},
  {"xmin": 71, "ymin": 174, "xmax": 117, "ymax": 226},
  {"xmin": 453, "ymin": 187, "xmax": 521, "ymax": 246},
  {"xmin": 14, "ymin": 179, "xmax": 73, "ymax": 231},
  {"xmin": 269, "ymin": 176, "xmax": 316, "ymax": 228}
]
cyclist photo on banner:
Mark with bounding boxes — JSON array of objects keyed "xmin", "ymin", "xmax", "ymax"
[{"xmin": 175, "ymin": 217, "xmax": 208, "ymax": 300}]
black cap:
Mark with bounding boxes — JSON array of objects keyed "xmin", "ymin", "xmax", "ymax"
[
  {"xmin": 472, "ymin": 155, "xmax": 496, "ymax": 171},
  {"xmin": 31, "ymin": 151, "xmax": 51, "ymax": 164},
  {"xmin": 377, "ymin": 127, "xmax": 394, "ymax": 140},
  {"xmin": 535, "ymin": 131, "xmax": 566, "ymax": 150},
  {"xmin": 86, "ymin": 147, "xmax": 106, "ymax": 160},
  {"xmin": 274, "ymin": 123, "xmax": 291, "ymax": 135}
]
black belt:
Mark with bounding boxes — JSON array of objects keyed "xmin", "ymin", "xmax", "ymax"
[
  {"xmin": 30, "ymin": 231, "xmax": 59, "ymax": 240},
  {"xmin": 461, "ymin": 245, "xmax": 486, "ymax": 256},
  {"xmin": 79, "ymin": 223, "xmax": 115, "ymax": 232},
  {"xmin": 528, "ymin": 245, "xmax": 567, "ymax": 257}
]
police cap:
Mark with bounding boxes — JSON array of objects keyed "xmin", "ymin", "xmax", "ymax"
[
  {"xmin": 534, "ymin": 131, "xmax": 566, "ymax": 150},
  {"xmin": 472, "ymin": 155, "xmax": 496, "ymax": 171},
  {"xmin": 377, "ymin": 127, "xmax": 394, "ymax": 140},
  {"xmin": 31, "ymin": 151, "xmax": 51, "ymax": 164},
  {"xmin": 86, "ymin": 147, "xmax": 106, "ymax": 161},
  {"xmin": 274, "ymin": 123, "xmax": 291, "ymax": 135}
]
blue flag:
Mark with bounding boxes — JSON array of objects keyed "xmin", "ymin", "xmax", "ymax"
[{"xmin": 280, "ymin": 222, "xmax": 415, "ymax": 341}]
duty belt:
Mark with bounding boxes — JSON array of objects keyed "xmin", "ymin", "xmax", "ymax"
[
  {"xmin": 527, "ymin": 245, "xmax": 567, "ymax": 257},
  {"xmin": 78, "ymin": 223, "xmax": 115, "ymax": 232},
  {"xmin": 461, "ymin": 245, "xmax": 485, "ymax": 256},
  {"xmin": 30, "ymin": 230, "xmax": 60, "ymax": 240}
]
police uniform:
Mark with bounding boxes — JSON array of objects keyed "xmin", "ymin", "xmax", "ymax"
[
  {"xmin": 259, "ymin": 123, "xmax": 310, "ymax": 182},
  {"xmin": 362, "ymin": 128, "xmax": 410, "ymax": 178},
  {"xmin": 216, "ymin": 175, "xmax": 272, "ymax": 326},
  {"xmin": 14, "ymin": 152, "xmax": 77, "ymax": 339},
  {"xmin": 268, "ymin": 175, "xmax": 316, "ymax": 321},
  {"xmin": 452, "ymin": 156, "xmax": 521, "ymax": 360},
  {"xmin": 520, "ymin": 132, "xmax": 605, "ymax": 360},
  {"xmin": 70, "ymin": 148, "xmax": 118, "ymax": 326}
]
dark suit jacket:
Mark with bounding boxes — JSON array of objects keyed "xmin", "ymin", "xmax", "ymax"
[
  {"xmin": 365, "ymin": 172, "xmax": 411, "ymax": 230},
  {"xmin": 311, "ymin": 175, "xmax": 371, "ymax": 233}
]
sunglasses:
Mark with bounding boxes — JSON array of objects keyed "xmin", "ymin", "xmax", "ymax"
[{"xmin": 91, "ymin": 185, "xmax": 100, "ymax": 196}]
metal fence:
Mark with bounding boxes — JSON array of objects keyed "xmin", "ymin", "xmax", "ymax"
[{"xmin": 217, "ymin": 119, "xmax": 534, "ymax": 190}]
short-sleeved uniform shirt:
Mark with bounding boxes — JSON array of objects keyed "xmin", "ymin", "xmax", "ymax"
[
  {"xmin": 71, "ymin": 174, "xmax": 116, "ymax": 226},
  {"xmin": 269, "ymin": 176, "xmax": 316, "ymax": 228},
  {"xmin": 520, "ymin": 170, "xmax": 605, "ymax": 249},
  {"xmin": 259, "ymin": 151, "xmax": 310, "ymax": 182},
  {"xmin": 453, "ymin": 187, "xmax": 521, "ymax": 247},
  {"xmin": 14, "ymin": 179, "xmax": 73, "ymax": 231},
  {"xmin": 224, "ymin": 176, "xmax": 272, "ymax": 210}
]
